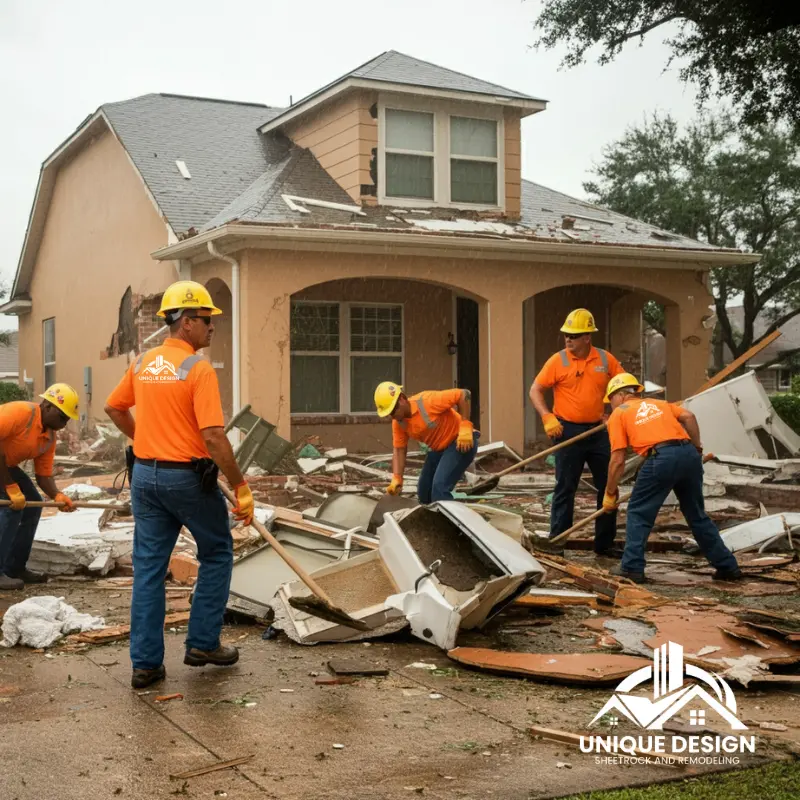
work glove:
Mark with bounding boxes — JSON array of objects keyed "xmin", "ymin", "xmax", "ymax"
[
  {"xmin": 456, "ymin": 421, "xmax": 474, "ymax": 453},
  {"xmin": 386, "ymin": 475, "xmax": 403, "ymax": 495},
  {"xmin": 542, "ymin": 414, "xmax": 564, "ymax": 440},
  {"xmin": 602, "ymin": 490, "xmax": 620, "ymax": 514},
  {"xmin": 54, "ymin": 492, "xmax": 76, "ymax": 513},
  {"xmin": 232, "ymin": 482, "xmax": 254, "ymax": 526},
  {"xmin": 5, "ymin": 483, "xmax": 26, "ymax": 511}
]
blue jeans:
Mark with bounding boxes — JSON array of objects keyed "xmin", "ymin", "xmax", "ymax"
[
  {"xmin": 622, "ymin": 443, "xmax": 739, "ymax": 574},
  {"xmin": 130, "ymin": 462, "xmax": 233, "ymax": 670},
  {"xmin": 0, "ymin": 467, "xmax": 42, "ymax": 576},
  {"xmin": 417, "ymin": 433, "xmax": 479, "ymax": 504},
  {"xmin": 550, "ymin": 420, "xmax": 617, "ymax": 552}
]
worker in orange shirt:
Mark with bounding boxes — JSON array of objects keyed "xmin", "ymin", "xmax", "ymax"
[
  {"xmin": 602, "ymin": 373, "xmax": 741, "ymax": 583},
  {"xmin": 0, "ymin": 384, "xmax": 79, "ymax": 589},
  {"xmin": 374, "ymin": 382, "xmax": 477, "ymax": 503},
  {"xmin": 105, "ymin": 280, "xmax": 254, "ymax": 690},
  {"xmin": 529, "ymin": 309, "xmax": 625, "ymax": 555}
]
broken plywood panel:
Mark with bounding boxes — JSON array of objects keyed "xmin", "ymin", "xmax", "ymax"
[
  {"xmin": 448, "ymin": 648, "xmax": 650, "ymax": 685},
  {"xmin": 514, "ymin": 588, "xmax": 598, "ymax": 609}
]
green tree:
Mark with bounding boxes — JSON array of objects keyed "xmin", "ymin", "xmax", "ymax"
[
  {"xmin": 584, "ymin": 112, "xmax": 800, "ymax": 370},
  {"xmin": 0, "ymin": 282, "xmax": 10, "ymax": 347},
  {"xmin": 532, "ymin": 0, "xmax": 800, "ymax": 124}
]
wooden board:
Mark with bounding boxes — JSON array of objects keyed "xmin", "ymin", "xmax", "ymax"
[
  {"xmin": 68, "ymin": 612, "xmax": 191, "ymax": 644},
  {"xmin": 448, "ymin": 647, "xmax": 650, "ymax": 685}
]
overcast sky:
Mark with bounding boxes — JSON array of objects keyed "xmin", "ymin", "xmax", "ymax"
[{"xmin": 0, "ymin": 0, "xmax": 708, "ymax": 325}]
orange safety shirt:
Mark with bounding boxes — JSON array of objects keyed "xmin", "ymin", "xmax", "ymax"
[
  {"xmin": 392, "ymin": 389, "xmax": 464, "ymax": 452},
  {"xmin": 0, "ymin": 402, "xmax": 56, "ymax": 477},
  {"xmin": 106, "ymin": 338, "xmax": 225, "ymax": 462},
  {"xmin": 607, "ymin": 398, "xmax": 690, "ymax": 456},
  {"xmin": 535, "ymin": 346, "xmax": 624, "ymax": 424}
]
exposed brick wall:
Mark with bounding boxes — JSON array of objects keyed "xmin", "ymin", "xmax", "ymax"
[{"xmin": 137, "ymin": 295, "xmax": 166, "ymax": 352}]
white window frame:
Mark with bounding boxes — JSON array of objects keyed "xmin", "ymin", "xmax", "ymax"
[
  {"xmin": 448, "ymin": 115, "xmax": 501, "ymax": 207},
  {"xmin": 43, "ymin": 317, "xmax": 55, "ymax": 388},
  {"xmin": 290, "ymin": 301, "xmax": 405, "ymax": 416},
  {"xmin": 777, "ymin": 367, "xmax": 793, "ymax": 392},
  {"xmin": 377, "ymin": 93, "xmax": 505, "ymax": 211}
]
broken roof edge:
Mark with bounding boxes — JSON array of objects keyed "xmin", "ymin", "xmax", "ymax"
[
  {"xmin": 150, "ymin": 221, "xmax": 761, "ymax": 267},
  {"xmin": 259, "ymin": 76, "xmax": 546, "ymax": 135},
  {"xmin": 11, "ymin": 106, "xmax": 175, "ymax": 301}
]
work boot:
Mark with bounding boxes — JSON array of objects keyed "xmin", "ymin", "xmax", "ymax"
[
  {"xmin": 610, "ymin": 565, "xmax": 647, "ymax": 584},
  {"xmin": 712, "ymin": 567, "xmax": 744, "ymax": 582},
  {"xmin": 0, "ymin": 573, "xmax": 24, "ymax": 590},
  {"xmin": 9, "ymin": 568, "xmax": 47, "ymax": 584},
  {"xmin": 131, "ymin": 665, "xmax": 166, "ymax": 689},
  {"xmin": 184, "ymin": 644, "xmax": 239, "ymax": 667},
  {"xmin": 595, "ymin": 546, "xmax": 624, "ymax": 559}
]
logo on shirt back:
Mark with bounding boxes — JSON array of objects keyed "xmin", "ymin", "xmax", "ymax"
[
  {"xmin": 635, "ymin": 401, "xmax": 663, "ymax": 425},
  {"xmin": 139, "ymin": 355, "xmax": 179, "ymax": 382}
]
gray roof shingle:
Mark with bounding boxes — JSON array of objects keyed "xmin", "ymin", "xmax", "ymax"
[{"xmin": 0, "ymin": 332, "xmax": 19, "ymax": 375}]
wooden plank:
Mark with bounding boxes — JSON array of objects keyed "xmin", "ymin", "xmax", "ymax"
[
  {"xmin": 170, "ymin": 755, "xmax": 254, "ymax": 780},
  {"xmin": 695, "ymin": 329, "xmax": 782, "ymax": 395},
  {"xmin": 69, "ymin": 612, "xmax": 191, "ymax": 644}
]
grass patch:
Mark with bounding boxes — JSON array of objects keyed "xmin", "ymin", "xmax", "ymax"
[{"xmin": 560, "ymin": 760, "xmax": 800, "ymax": 799}]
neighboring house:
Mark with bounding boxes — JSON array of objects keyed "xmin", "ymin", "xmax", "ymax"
[
  {"xmin": 711, "ymin": 307, "xmax": 800, "ymax": 393},
  {"xmin": 1, "ymin": 51, "xmax": 756, "ymax": 452},
  {"xmin": 0, "ymin": 331, "xmax": 19, "ymax": 383}
]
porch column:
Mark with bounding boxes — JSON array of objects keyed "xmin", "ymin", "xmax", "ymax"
[
  {"xmin": 482, "ymin": 295, "xmax": 524, "ymax": 453},
  {"xmin": 665, "ymin": 302, "xmax": 712, "ymax": 400}
]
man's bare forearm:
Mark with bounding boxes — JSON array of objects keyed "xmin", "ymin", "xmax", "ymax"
[
  {"xmin": 104, "ymin": 405, "xmax": 136, "ymax": 440},
  {"xmin": 529, "ymin": 382, "xmax": 552, "ymax": 418},
  {"xmin": 392, "ymin": 446, "xmax": 407, "ymax": 478},
  {"xmin": 36, "ymin": 475, "xmax": 60, "ymax": 500},
  {"xmin": 678, "ymin": 411, "xmax": 702, "ymax": 449},
  {"xmin": 456, "ymin": 389, "xmax": 472, "ymax": 424},
  {"xmin": 202, "ymin": 427, "xmax": 245, "ymax": 487},
  {"xmin": 606, "ymin": 451, "xmax": 626, "ymax": 496}
]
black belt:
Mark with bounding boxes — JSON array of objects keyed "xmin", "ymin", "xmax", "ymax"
[
  {"xmin": 135, "ymin": 457, "xmax": 195, "ymax": 470},
  {"xmin": 650, "ymin": 439, "xmax": 691, "ymax": 455}
]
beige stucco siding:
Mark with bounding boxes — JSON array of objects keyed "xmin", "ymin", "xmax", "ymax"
[
  {"xmin": 504, "ymin": 110, "xmax": 522, "ymax": 218},
  {"xmin": 17, "ymin": 128, "xmax": 177, "ymax": 423}
]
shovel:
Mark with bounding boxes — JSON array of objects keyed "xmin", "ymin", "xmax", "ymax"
[
  {"xmin": 464, "ymin": 423, "xmax": 605, "ymax": 496},
  {"xmin": 0, "ymin": 499, "xmax": 131, "ymax": 513},
  {"xmin": 217, "ymin": 482, "xmax": 370, "ymax": 631}
]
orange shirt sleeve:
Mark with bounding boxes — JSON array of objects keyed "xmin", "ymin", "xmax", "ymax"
[
  {"xmin": 106, "ymin": 364, "xmax": 136, "ymax": 411},
  {"xmin": 33, "ymin": 441, "xmax": 56, "ymax": 478},
  {"xmin": 0, "ymin": 405, "xmax": 26, "ymax": 440},
  {"xmin": 606, "ymin": 407, "xmax": 629, "ymax": 452},
  {"xmin": 424, "ymin": 389, "xmax": 463, "ymax": 415},
  {"xmin": 534, "ymin": 354, "xmax": 559, "ymax": 389},
  {"xmin": 392, "ymin": 420, "xmax": 409, "ymax": 449},
  {"xmin": 667, "ymin": 402, "xmax": 685, "ymax": 420},
  {"xmin": 191, "ymin": 364, "xmax": 225, "ymax": 430},
  {"xmin": 607, "ymin": 352, "xmax": 625, "ymax": 378}
]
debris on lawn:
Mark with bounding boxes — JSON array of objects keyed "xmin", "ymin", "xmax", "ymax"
[{"xmin": 1, "ymin": 596, "xmax": 105, "ymax": 648}]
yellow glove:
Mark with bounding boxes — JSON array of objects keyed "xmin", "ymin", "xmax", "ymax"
[
  {"xmin": 5, "ymin": 483, "xmax": 26, "ymax": 511},
  {"xmin": 456, "ymin": 421, "xmax": 474, "ymax": 452},
  {"xmin": 54, "ymin": 492, "xmax": 76, "ymax": 513},
  {"xmin": 602, "ymin": 490, "xmax": 619, "ymax": 514},
  {"xmin": 542, "ymin": 414, "xmax": 564, "ymax": 439},
  {"xmin": 232, "ymin": 482, "xmax": 254, "ymax": 526},
  {"xmin": 386, "ymin": 475, "xmax": 403, "ymax": 495}
]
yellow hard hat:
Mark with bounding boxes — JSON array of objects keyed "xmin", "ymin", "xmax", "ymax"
[
  {"xmin": 560, "ymin": 308, "xmax": 598, "ymax": 335},
  {"xmin": 40, "ymin": 383, "xmax": 80, "ymax": 421},
  {"xmin": 604, "ymin": 373, "xmax": 644, "ymax": 403},
  {"xmin": 374, "ymin": 381, "xmax": 403, "ymax": 417},
  {"xmin": 157, "ymin": 281, "xmax": 223, "ymax": 320}
]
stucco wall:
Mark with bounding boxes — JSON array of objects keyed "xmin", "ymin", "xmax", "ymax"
[
  {"xmin": 17, "ymin": 128, "xmax": 177, "ymax": 424},
  {"xmin": 237, "ymin": 246, "xmax": 713, "ymax": 453},
  {"xmin": 284, "ymin": 90, "xmax": 378, "ymax": 204}
]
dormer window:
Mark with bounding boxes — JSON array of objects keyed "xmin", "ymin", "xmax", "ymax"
[{"xmin": 379, "ymin": 98, "xmax": 504, "ymax": 210}]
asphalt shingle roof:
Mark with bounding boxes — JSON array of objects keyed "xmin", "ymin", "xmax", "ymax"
[
  {"xmin": 102, "ymin": 94, "xmax": 286, "ymax": 232},
  {"xmin": 0, "ymin": 332, "xmax": 19, "ymax": 375}
]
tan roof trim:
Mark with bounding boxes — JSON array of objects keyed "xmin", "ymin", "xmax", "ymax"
[{"xmin": 151, "ymin": 223, "xmax": 760, "ymax": 269}]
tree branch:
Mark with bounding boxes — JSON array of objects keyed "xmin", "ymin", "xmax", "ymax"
[
  {"xmin": 756, "ymin": 346, "xmax": 800, "ymax": 372},
  {"xmin": 606, "ymin": 14, "xmax": 682, "ymax": 50},
  {"xmin": 759, "ymin": 306, "xmax": 800, "ymax": 340},
  {"xmin": 756, "ymin": 262, "xmax": 800, "ymax": 307}
]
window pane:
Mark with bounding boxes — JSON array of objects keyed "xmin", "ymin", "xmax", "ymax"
[
  {"xmin": 385, "ymin": 109, "xmax": 434, "ymax": 152},
  {"xmin": 290, "ymin": 303, "xmax": 339, "ymax": 351},
  {"xmin": 351, "ymin": 356, "xmax": 402, "ymax": 412},
  {"xmin": 450, "ymin": 117, "xmax": 497, "ymax": 158},
  {"xmin": 451, "ymin": 159, "xmax": 498, "ymax": 204},
  {"xmin": 43, "ymin": 318, "xmax": 55, "ymax": 363},
  {"xmin": 351, "ymin": 306, "xmax": 402, "ymax": 352},
  {"xmin": 44, "ymin": 364, "xmax": 56, "ymax": 388},
  {"xmin": 291, "ymin": 355, "xmax": 339, "ymax": 413},
  {"xmin": 386, "ymin": 153, "xmax": 433, "ymax": 199}
]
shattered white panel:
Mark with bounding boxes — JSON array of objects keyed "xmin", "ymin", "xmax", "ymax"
[
  {"xmin": 1, "ymin": 596, "xmax": 105, "ymax": 648},
  {"xmin": 718, "ymin": 512, "xmax": 800, "ymax": 552},
  {"xmin": 409, "ymin": 218, "xmax": 520, "ymax": 236}
]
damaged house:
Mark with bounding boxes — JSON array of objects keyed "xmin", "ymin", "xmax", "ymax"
[{"xmin": 3, "ymin": 51, "xmax": 758, "ymax": 452}]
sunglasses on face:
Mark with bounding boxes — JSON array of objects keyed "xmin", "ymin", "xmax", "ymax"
[
  {"xmin": 564, "ymin": 334, "xmax": 586, "ymax": 341},
  {"xmin": 187, "ymin": 314, "xmax": 213, "ymax": 326},
  {"xmin": 56, "ymin": 409, "xmax": 70, "ymax": 424}
]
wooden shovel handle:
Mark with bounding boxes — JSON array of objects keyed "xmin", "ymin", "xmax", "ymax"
[
  {"xmin": 217, "ymin": 482, "xmax": 336, "ymax": 606},
  {"xmin": 0, "ymin": 499, "xmax": 127, "ymax": 510}
]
